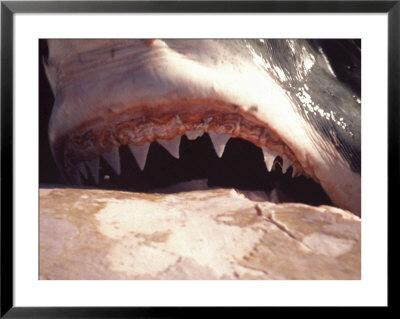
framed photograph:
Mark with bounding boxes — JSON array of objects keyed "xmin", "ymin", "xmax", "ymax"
[{"xmin": 1, "ymin": 0, "xmax": 395, "ymax": 316}]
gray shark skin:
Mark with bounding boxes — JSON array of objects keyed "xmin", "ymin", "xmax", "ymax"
[{"xmin": 43, "ymin": 39, "xmax": 361, "ymax": 216}]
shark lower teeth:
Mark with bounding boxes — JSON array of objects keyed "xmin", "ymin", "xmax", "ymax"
[{"xmin": 72, "ymin": 131, "xmax": 295, "ymax": 183}]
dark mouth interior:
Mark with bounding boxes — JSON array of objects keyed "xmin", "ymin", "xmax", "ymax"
[{"xmin": 74, "ymin": 134, "xmax": 332, "ymax": 206}]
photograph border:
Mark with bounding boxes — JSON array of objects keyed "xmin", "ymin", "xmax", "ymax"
[{"xmin": 1, "ymin": 0, "xmax": 396, "ymax": 317}]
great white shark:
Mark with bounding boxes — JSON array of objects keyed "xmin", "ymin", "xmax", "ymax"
[{"xmin": 43, "ymin": 39, "xmax": 361, "ymax": 216}]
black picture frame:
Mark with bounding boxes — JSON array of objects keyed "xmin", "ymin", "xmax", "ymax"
[{"xmin": 1, "ymin": 1, "xmax": 395, "ymax": 317}]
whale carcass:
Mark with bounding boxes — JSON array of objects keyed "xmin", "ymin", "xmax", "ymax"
[{"xmin": 43, "ymin": 39, "xmax": 361, "ymax": 216}]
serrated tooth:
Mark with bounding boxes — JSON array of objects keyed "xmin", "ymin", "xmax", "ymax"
[
  {"xmin": 102, "ymin": 146, "xmax": 121, "ymax": 175},
  {"xmin": 261, "ymin": 147, "xmax": 278, "ymax": 172},
  {"xmin": 281, "ymin": 155, "xmax": 293, "ymax": 174},
  {"xmin": 185, "ymin": 129, "xmax": 204, "ymax": 140},
  {"xmin": 208, "ymin": 132, "xmax": 230, "ymax": 158},
  {"xmin": 76, "ymin": 161, "xmax": 88, "ymax": 180},
  {"xmin": 128, "ymin": 143, "xmax": 150, "ymax": 171},
  {"xmin": 157, "ymin": 135, "xmax": 181, "ymax": 159},
  {"xmin": 86, "ymin": 157, "xmax": 100, "ymax": 184}
]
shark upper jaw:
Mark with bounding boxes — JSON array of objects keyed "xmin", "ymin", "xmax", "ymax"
[
  {"xmin": 55, "ymin": 101, "xmax": 301, "ymax": 180},
  {"xmin": 46, "ymin": 39, "xmax": 361, "ymax": 216}
]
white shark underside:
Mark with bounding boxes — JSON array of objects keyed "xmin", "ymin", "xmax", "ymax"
[{"xmin": 44, "ymin": 39, "xmax": 361, "ymax": 216}]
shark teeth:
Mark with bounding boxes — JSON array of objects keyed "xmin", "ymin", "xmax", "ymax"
[
  {"xmin": 262, "ymin": 147, "xmax": 293, "ymax": 173},
  {"xmin": 129, "ymin": 143, "xmax": 150, "ymax": 171},
  {"xmin": 291, "ymin": 166, "xmax": 298, "ymax": 178},
  {"xmin": 86, "ymin": 157, "xmax": 100, "ymax": 184},
  {"xmin": 208, "ymin": 131, "xmax": 231, "ymax": 158},
  {"xmin": 185, "ymin": 129, "xmax": 204, "ymax": 140},
  {"xmin": 157, "ymin": 135, "xmax": 181, "ymax": 159},
  {"xmin": 261, "ymin": 146, "xmax": 278, "ymax": 172},
  {"xmin": 76, "ymin": 161, "xmax": 88, "ymax": 180},
  {"xmin": 70, "ymin": 132, "xmax": 297, "ymax": 184},
  {"xmin": 102, "ymin": 146, "xmax": 121, "ymax": 175},
  {"xmin": 281, "ymin": 154, "xmax": 293, "ymax": 174}
]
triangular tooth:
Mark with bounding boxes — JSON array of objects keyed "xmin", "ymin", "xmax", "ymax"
[
  {"xmin": 102, "ymin": 146, "xmax": 121, "ymax": 175},
  {"xmin": 128, "ymin": 143, "xmax": 150, "ymax": 171},
  {"xmin": 291, "ymin": 166, "xmax": 298, "ymax": 178},
  {"xmin": 281, "ymin": 155, "xmax": 293, "ymax": 174},
  {"xmin": 76, "ymin": 161, "xmax": 88, "ymax": 180},
  {"xmin": 261, "ymin": 147, "xmax": 278, "ymax": 172},
  {"xmin": 157, "ymin": 135, "xmax": 181, "ymax": 159},
  {"xmin": 185, "ymin": 129, "xmax": 204, "ymax": 140},
  {"xmin": 86, "ymin": 157, "xmax": 100, "ymax": 184},
  {"xmin": 208, "ymin": 132, "xmax": 230, "ymax": 158}
]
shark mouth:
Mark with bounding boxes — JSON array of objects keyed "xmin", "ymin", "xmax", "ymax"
[
  {"xmin": 42, "ymin": 39, "xmax": 361, "ymax": 215},
  {"xmin": 57, "ymin": 104, "xmax": 332, "ymax": 206}
]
